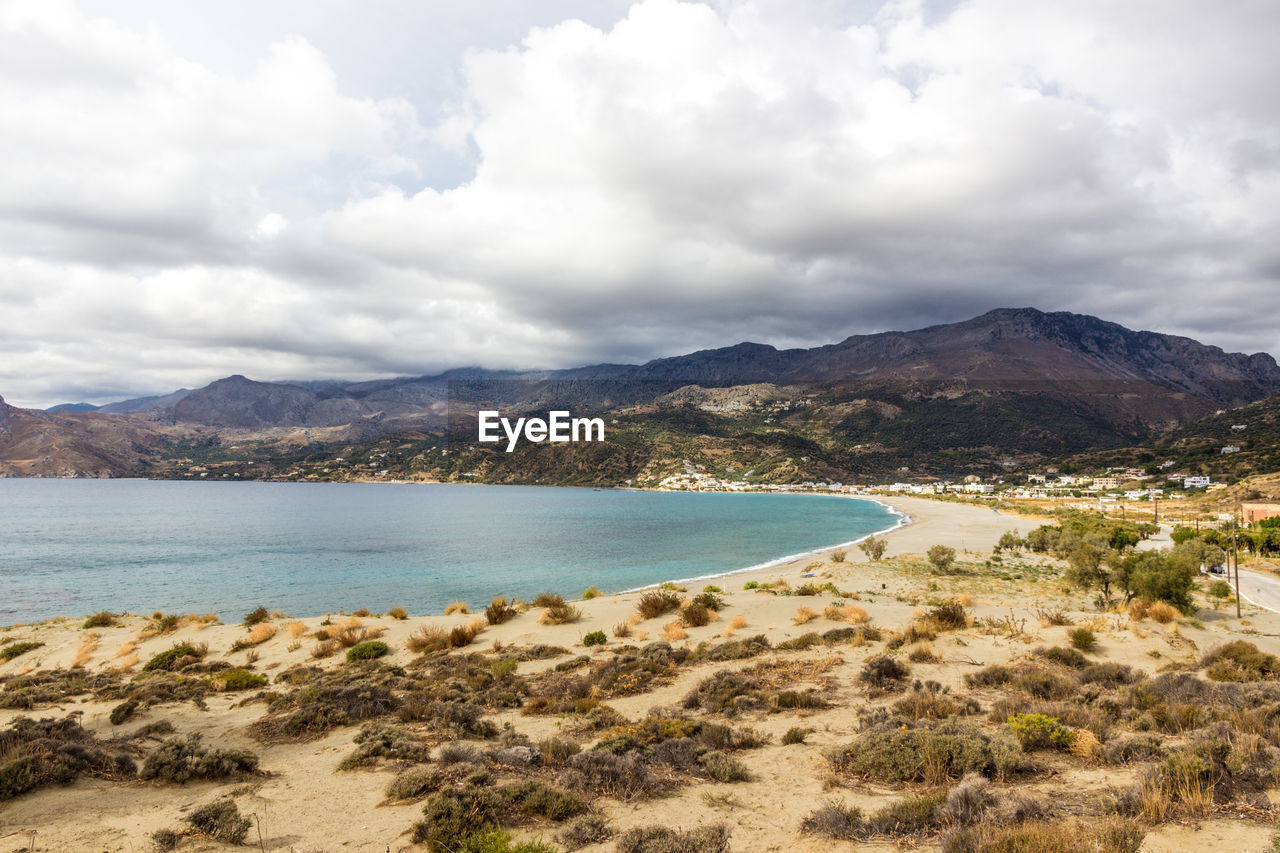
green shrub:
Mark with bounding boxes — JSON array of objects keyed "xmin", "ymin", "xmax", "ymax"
[
  {"xmin": 501, "ymin": 780, "xmax": 586, "ymax": 821},
  {"xmin": 412, "ymin": 786, "xmax": 504, "ymax": 851},
  {"xmin": 1201, "ymin": 640, "xmax": 1279, "ymax": 682},
  {"xmin": 0, "ymin": 642, "xmax": 43, "ymax": 662},
  {"xmin": 835, "ymin": 721, "xmax": 1030, "ymax": 784},
  {"xmin": 1068, "ymin": 627, "xmax": 1097, "ymax": 653},
  {"xmin": 582, "ymin": 631, "xmax": 607, "ymax": 647},
  {"xmin": 782, "ymin": 726, "xmax": 811, "ymax": 745},
  {"xmin": 702, "ymin": 585, "xmax": 723, "ymax": 594},
  {"xmin": 142, "ymin": 644, "xmax": 200, "ymax": 672},
  {"xmin": 700, "ymin": 751, "xmax": 752, "ymax": 782},
  {"xmin": 209, "ymin": 669, "xmax": 269, "ymax": 691},
  {"xmin": 831, "ymin": 550, "xmax": 847, "ymax": 563},
  {"xmin": 1007, "ymin": 713, "xmax": 1075, "ymax": 751},
  {"xmin": 138, "ymin": 735, "xmax": 258, "ymax": 783},
  {"xmin": 109, "ymin": 699, "xmax": 139, "ymax": 725},
  {"xmin": 346, "ymin": 640, "xmax": 389, "ymax": 662},
  {"xmin": 581, "ymin": 586, "xmax": 602, "ymax": 600},
  {"xmin": 860, "ymin": 536, "xmax": 887, "ymax": 561},
  {"xmin": 83, "ymin": 611, "xmax": 119, "ymax": 629},
  {"xmin": 927, "ymin": 545, "xmax": 957, "ymax": 573},
  {"xmin": 339, "ymin": 723, "xmax": 431, "ymax": 770},
  {"xmin": 457, "ymin": 831, "xmax": 557, "ymax": 853},
  {"xmin": 692, "ymin": 591, "xmax": 725, "ymax": 611}
]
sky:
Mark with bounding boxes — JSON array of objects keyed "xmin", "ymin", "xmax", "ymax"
[{"xmin": 2, "ymin": 0, "xmax": 1278, "ymax": 408}]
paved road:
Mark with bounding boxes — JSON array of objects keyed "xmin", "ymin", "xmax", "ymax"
[{"xmin": 1237, "ymin": 568, "xmax": 1280, "ymax": 615}]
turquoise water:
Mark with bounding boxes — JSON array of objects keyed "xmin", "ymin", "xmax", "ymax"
[{"xmin": 0, "ymin": 480, "xmax": 900, "ymax": 623}]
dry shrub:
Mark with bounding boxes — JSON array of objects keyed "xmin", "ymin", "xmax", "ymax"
[
  {"xmin": 1148, "ymin": 602, "xmax": 1177, "ymax": 624},
  {"xmin": 73, "ymin": 633, "xmax": 100, "ymax": 668},
  {"xmin": 907, "ymin": 644, "xmax": 941, "ymax": 664},
  {"xmin": 229, "ymin": 623, "xmax": 276, "ymax": 652},
  {"xmin": 406, "ymin": 625, "xmax": 449, "ymax": 654},
  {"xmin": 287, "ymin": 621, "xmax": 309, "ymax": 638},
  {"xmin": 729, "ymin": 615, "xmax": 748, "ymax": 630},
  {"xmin": 387, "ymin": 606, "xmax": 409, "ymax": 620},
  {"xmin": 942, "ymin": 817, "xmax": 1144, "ymax": 853},
  {"xmin": 449, "ymin": 619, "xmax": 485, "ymax": 648},
  {"xmin": 634, "ymin": 631, "xmax": 649, "ymax": 642},
  {"xmin": 661, "ymin": 621, "xmax": 689, "ymax": 642},
  {"xmin": 680, "ymin": 602, "xmax": 712, "ymax": 627},
  {"xmin": 444, "ymin": 601, "xmax": 468, "ymax": 616},
  {"xmin": 312, "ymin": 638, "xmax": 341, "ymax": 659},
  {"xmin": 1128, "ymin": 599, "xmax": 1150, "ymax": 621},
  {"xmin": 540, "ymin": 602, "xmax": 582, "ymax": 625},
  {"xmin": 793, "ymin": 607, "xmax": 818, "ymax": 626},
  {"xmin": 613, "ymin": 622, "xmax": 632, "ymax": 638},
  {"xmin": 636, "ymin": 590, "xmax": 682, "ymax": 620},
  {"xmin": 485, "ymin": 597, "xmax": 517, "ymax": 625},
  {"xmin": 956, "ymin": 594, "xmax": 973, "ymax": 607},
  {"xmin": 1070, "ymin": 728, "xmax": 1102, "ymax": 763}
]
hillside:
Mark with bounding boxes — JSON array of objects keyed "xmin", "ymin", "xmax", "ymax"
[{"xmin": 11, "ymin": 308, "xmax": 1280, "ymax": 483}]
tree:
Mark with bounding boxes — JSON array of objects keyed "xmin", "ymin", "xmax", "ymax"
[
  {"xmin": 859, "ymin": 536, "xmax": 887, "ymax": 562},
  {"xmin": 927, "ymin": 544, "xmax": 956, "ymax": 573},
  {"xmin": 1170, "ymin": 526, "xmax": 1197, "ymax": 545},
  {"xmin": 1131, "ymin": 551, "xmax": 1197, "ymax": 614},
  {"xmin": 995, "ymin": 531, "xmax": 1023, "ymax": 553},
  {"xmin": 1065, "ymin": 543, "xmax": 1110, "ymax": 602}
]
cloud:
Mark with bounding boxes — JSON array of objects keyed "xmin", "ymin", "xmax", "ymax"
[{"xmin": 2, "ymin": 0, "xmax": 1279, "ymax": 406}]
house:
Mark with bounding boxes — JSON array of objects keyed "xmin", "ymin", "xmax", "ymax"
[
  {"xmin": 1094, "ymin": 476, "xmax": 1122, "ymax": 490},
  {"xmin": 1243, "ymin": 503, "xmax": 1280, "ymax": 524},
  {"xmin": 1221, "ymin": 446, "xmax": 1241, "ymax": 454},
  {"xmin": 1184, "ymin": 476, "xmax": 1212, "ymax": 489}
]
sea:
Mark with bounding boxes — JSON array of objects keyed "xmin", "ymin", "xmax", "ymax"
[{"xmin": 0, "ymin": 479, "xmax": 902, "ymax": 624}]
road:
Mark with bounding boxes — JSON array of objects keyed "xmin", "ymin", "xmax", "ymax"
[{"xmin": 1237, "ymin": 568, "xmax": 1280, "ymax": 615}]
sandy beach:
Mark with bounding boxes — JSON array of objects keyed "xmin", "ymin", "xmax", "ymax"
[{"xmin": 2, "ymin": 496, "xmax": 1278, "ymax": 852}]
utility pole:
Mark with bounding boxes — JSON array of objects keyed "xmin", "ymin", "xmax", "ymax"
[{"xmin": 1233, "ymin": 509, "xmax": 1241, "ymax": 619}]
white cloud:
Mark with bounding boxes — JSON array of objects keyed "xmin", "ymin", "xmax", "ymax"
[{"xmin": 2, "ymin": 0, "xmax": 1279, "ymax": 407}]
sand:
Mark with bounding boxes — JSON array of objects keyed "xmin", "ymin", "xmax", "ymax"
[{"xmin": 1, "ymin": 495, "xmax": 1277, "ymax": 852}]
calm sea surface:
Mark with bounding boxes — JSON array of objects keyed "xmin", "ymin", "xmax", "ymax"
[{"xmin": 0, "ymin": 480, "xmax": 900, "ymax": 623}]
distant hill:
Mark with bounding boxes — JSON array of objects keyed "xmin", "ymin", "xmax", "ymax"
[
  {"xmin": 0, "ymin": 395, "xmax": 166, "ymax": 478},
  {"xmin": 45, "ymin": 402, "xmax": 99, "ymax": 413},
  {"xmin": 8, "ymin": 308, "xmax": 1280, "ymax": 483}
]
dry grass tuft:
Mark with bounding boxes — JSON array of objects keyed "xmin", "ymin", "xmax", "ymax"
[
  {"xmin": 72, "ymin": 633, "xmax": 100, "ymax": 668},
  {"xmin": 287, "ymin": 621, "xmax": 309, "ymax": 639},
  {"xmin": 115, "ymin": 653, "xmax": 139, "ymax": 670},
  {"xmin": 825, "ymin": 604, "xmax": 869, "ymax": 625},
  {"xmin": 729, "ymin": 615, "xmax": 748, "ymax": 630},
  {"xmin": 405, "ymin": 625, "xmax": 448, "ymax": 654},
  {"xmin": 633, "ymin": 630, "xmax": 649, "ymax": 642},
  {"xmin": 230, "ymin": 623, "xmax": 277, "ymax": 652},
  {"xmin": 387, "ymin": 606, "xmax": 409, "ymax": 620},
  {"xmin": 661, "ymin": 621, "xmax": 688, "ymax": 642},
  {"xmin": 793, "ymin": 607, "xmax": 818, "ymax": 626},
  {"xmin": 539, "ymin": 602, "xmax": 582, "ymax": 626},
  {"xmin": 1148, "ymin": 602, "xmax": 1178, "ymax": 624},
  {"xmin": 312, "ymin": 638, "xmax": 342, "ymax": 659},
  {"xmin": 956, "ymin": 594, "xmax": 973, "ymax": 607},
  {"xmin": 114, "ymin": 639, "xmax": 138, "ymax": 660},
  {"xmin": 444, "ymin": 601, "xmax": 469, "ymax": 616},
  {"xmin": 1128, "ymin": 599, "xmax": 1150, "ymax": 621},
  {"xmin": 613, "ymin": 622, "xmax": 632, "ymax": 638}
]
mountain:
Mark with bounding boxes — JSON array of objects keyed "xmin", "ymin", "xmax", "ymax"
[
  {"xmin": 46, "ymin": 402, "xmax": 99, "ymax": 413},
  {"xmin": 98, "ymin": 388, "xmax": 192, "ymax": 414},
  {"xmin": 9, "ymin": 308, "xmax": 1280, "ymax": 483},
  {"xmin": 0, "ymin": 395, "xmax": 166, "ymax": 478}
]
